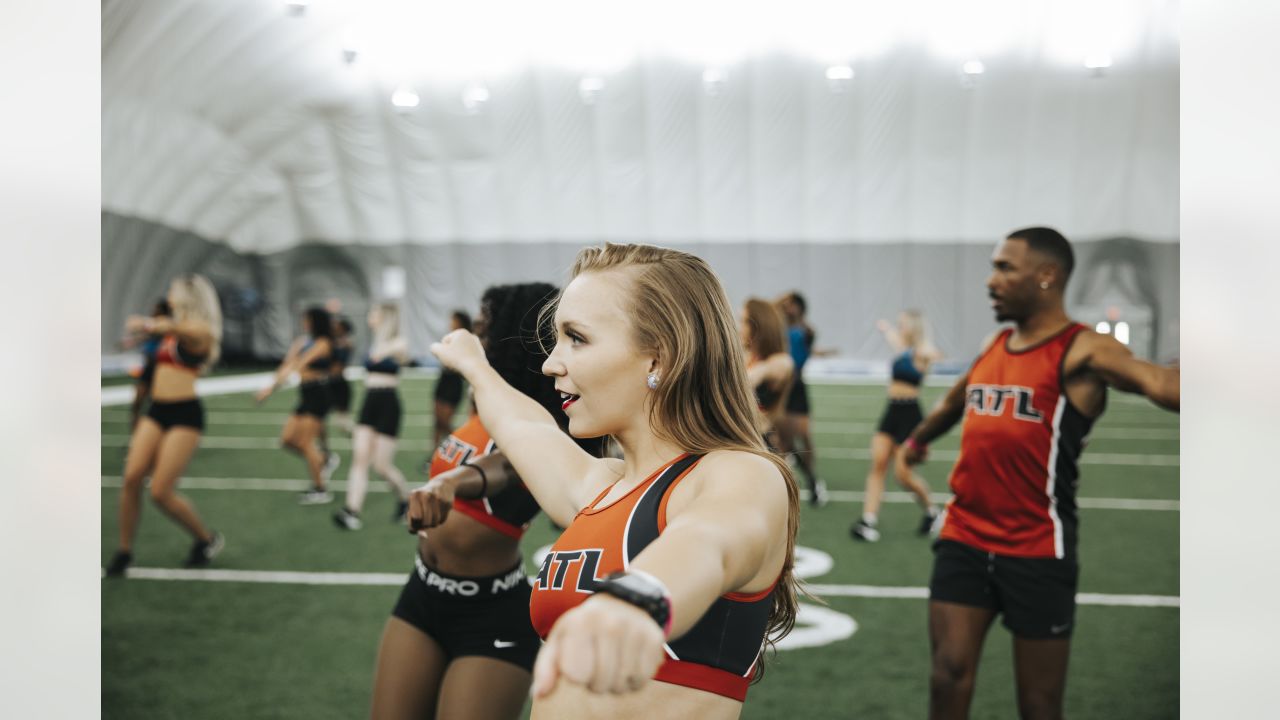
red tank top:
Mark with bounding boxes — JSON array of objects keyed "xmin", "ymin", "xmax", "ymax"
[
  {"xmin": 940, "ymin": 324, "xmax": 1094, "ymax": 559},
  {"xmin": 528, "ymin": 454, "xmax": 775, "ymax": 702},
  {"xmin": 428, "ymin": 415, "xmax": 539, "ymax": 539}
]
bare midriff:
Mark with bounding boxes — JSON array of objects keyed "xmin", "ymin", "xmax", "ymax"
[
  {"xmin": 886, "ymin": 379, "xmax": 922, "ymax": 401},
  {"xmin": 417, "ymin": 509, "xmax": 523, "ymax": 577},
  {"xmin": 531, "ymin": 676, "xmax": 743, "ymax": 720}
]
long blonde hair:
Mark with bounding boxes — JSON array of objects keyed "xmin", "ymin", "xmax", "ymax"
[
  {"xmin": 169, "ymin": 274, "xmax": 222, "ymax": 372},
  {"xmin": 900, "ymin": 309, "xmax": 938, "ymax": 356},
  {"xmin": 372, "ymin": 302, "xmax": 402, "ymax": 346},
  {"xmin": 551, "ymin": 242, "xmax": 802, "ymax": 679}
]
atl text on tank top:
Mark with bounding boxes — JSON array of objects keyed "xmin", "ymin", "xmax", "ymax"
[
  {"xmin": 940, "ymin": 323, "xmax": 1095, "ymax": 560},
  {"xmin": 528, "ymin": 454, "xmax": 775, "ymax": 701},
  {"xmin": 429, "ymin": 414, "xmax": 539, "ymax": 538}
]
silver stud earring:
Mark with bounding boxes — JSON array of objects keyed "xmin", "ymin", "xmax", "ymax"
[
  {"xmin": 646, "ymin": 372, "xmax": 660, "ymax": 390},
  {"xmin": 1040, "ymin": 281, "xmax": 1050, "ymax": 290}
]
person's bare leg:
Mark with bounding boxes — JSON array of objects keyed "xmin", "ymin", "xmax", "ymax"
[
  {"xmin": 344, "ymin": 426, "xmax": 376, "ymax": 513},
  {"xmin": 929, "ymin": 600, "xmax": 998, "ymax": 720},
  {"xmin": 894, "ymin": 447, "xmax": 937, "ymax": 510},
  {"xmin": 861, "ymin": 433, "xmax": 894, "ymax": 519},
  {"xmin": 372, "ymin": 435, "xmax": 409, "ymax": 501},
  {"xmin": 118, "ymin": 418, "xmax": 163, "ymax": 551},
  {"xmin": 792, "ymin": 413, "xmax": 818, "ymax": 480},
  {"xmin": 1012, "ymin": 636, "xmax": 1071, "ymax": 720},
  {"xmin": 291, "ymin": 416, "xmax": 326, "ymax": 488},
  {"xmin": 435, "ymin": 656, "xmax": 532, "ymax": 720},
  {"xmin": 147, "ymin": 427, "xmax": 212, "ymax": 542},
  {"xmin": 370, "ymin": 616, "xmax": 449, "ymax": 720}
]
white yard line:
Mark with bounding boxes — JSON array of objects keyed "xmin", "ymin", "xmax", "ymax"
[
  {"xmin": 98, "ymin": 476, "xmax": 1179, "ymax": 510},
  {"xmin": 105, "ymin": 567, "xmax": 1179, "ymax": 607}
]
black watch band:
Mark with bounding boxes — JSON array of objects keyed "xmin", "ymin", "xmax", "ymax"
[{"xmin": 592, "ymin": 570, "xmax": 673, "ymax": 636}]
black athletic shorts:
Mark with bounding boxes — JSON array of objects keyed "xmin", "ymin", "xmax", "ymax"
[
  {"xmin": 929, "ymin": 539, "xmax": 1079, "ymax": 639},
  {"xmin": 392, "ymin": 555, "xmax": 540, "ymax": 671},
  {"xmin": 328, "ymin": 375, "xmax": 351, "ymax": 413},
  {"xmin": 357, "ymin": 387, "xmax": 402, "ymax": 437},
  {"xmin": 785, "ymin": 376, "xmax": 811, "ymax": 415},
  {"xmin": 434, "ymin": 369, "xmax": 464, "ymax": 406},
  {"xmin": 145, "ymin": 398, "xmax": 205, "ymax": 432},
  {"xmin": 876, "ymin": 398, "xmax": 923, "ymax": 444},
  {"xmin": 294, "ymin": 380, "xmax": 332, "ymax": 418}
]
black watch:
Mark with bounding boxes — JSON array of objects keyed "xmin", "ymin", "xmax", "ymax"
[{"xmin": 592, "ymin": 571, "xmax": 672, "ymax": 635}]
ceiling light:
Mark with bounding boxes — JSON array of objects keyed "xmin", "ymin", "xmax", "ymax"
[
  {"xmin": 462, "ymin": 84, "xmax": 490, "ymax": 113},
  {"xmin": 578, "ymin": 76, "xmax": 604, "ymax": 105},
  {"xmin": 391, "ymin": 85, "xmax": 419, "ymax": 109},
  {"xmin": 825, "ymin": 65, "xmax": 854, "ymax": 81},
  {"xmin": 963, "ymin": 60, "xmax": 985, "ymax": 75}
]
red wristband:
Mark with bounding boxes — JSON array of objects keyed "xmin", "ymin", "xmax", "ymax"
[{"xmin": 904, "ymin": 436, "xmax": 927, "ymax": 453}]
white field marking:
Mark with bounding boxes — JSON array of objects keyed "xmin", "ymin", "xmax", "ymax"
[
  {"xmin": 101, "ymin": 435, "xmax": 438, "ymax": 451},
  {"xmin": 797, "ymin": 489, "xmax": 1179, "ymax": 511},
  {"xmin": 809, "ymin": 423, "xmax": 1178, "ymax": 441},
  {"xmin": 98, "ymin": 435, "xmax": 1180, "ymax": 466},
  {"xmin": 780, "ymin": 604, "xmax": 858, "ymax": 650},
  {"xmin": 104, "ymin": 567, "xmax": 1180, "ymax": 609},
  {"xmin": 817, "ymin": 446, "xmax": 1179, "ymax": 467},
  {"xmin": 101, "ymin": 410, "xmax": 442, "ymax": 427},
  {"xmin": 803, "ymin": 584, "xmax": 1179, "ymax": 607},
  {"xmin": 99, "ymin": 477, "xmax": 1178, "ymax": 511},
  {"xmin": 101, "ymin": 368, "xmax": 448, "ymax": 407}
]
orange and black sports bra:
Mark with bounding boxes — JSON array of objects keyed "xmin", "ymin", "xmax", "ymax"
[
  {"xmin": 153, "ymin": 335, "xmax": 206, "ymax": 373},
  {"xmin": 528, "ymin": 454, "xmax": 776, "ymax": 702},
  {"xmin": 428, "ymin": 415, "xmax": 540, "ymax": 538}
]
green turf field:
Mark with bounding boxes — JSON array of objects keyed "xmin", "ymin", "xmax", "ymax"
[{"xmin": 101, "ymin": 376, "xmax": 1178, "ymax": 719}]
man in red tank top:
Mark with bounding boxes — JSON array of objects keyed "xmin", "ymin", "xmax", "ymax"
[{"xmin": 902, "ymin": 228, "xmax": 1180, "ymax": 720}]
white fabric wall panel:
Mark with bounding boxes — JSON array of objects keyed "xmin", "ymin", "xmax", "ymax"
[
  {"xmin": 750, "ymin": 55, "xmax": 806, "ymax": 241},
  {"xmin": 803, "ymin": 81, "xmax": 860, "ymax": 241},
  {"xmin": 857, "ymin": 53, "xmax": 914, "ymax": 241},
  {"xmin": 329, "ymin": 110, "xmax": 402, "ymax": 244},
  {"xmin": 643, "ymin": 60, "xmax": 701, "ymax": 239},
  {"xmin": 698, "ymin": 73, "xmax": 752, "ymax": 240},
  {"xmin": 491, "ymin": 70, "xmax": 554, "ymax": 242},
  {"xmin": 595, "ymin": 63, "xmax": 648, "ymax": 241},
  {"xmin": 537, "ymin": 67, "xmax": 599, "ymax": 241},
  {"xmin": 105, "ymin": 1, "xmax": 1180, "ymax": 250}
]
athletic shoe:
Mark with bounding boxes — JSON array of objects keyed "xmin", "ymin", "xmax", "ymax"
[
  {"xmin": 322, "ymin": 452, "xmax": 341, "ymax": 484},
  {"xmin": 185, "ymin": 531, "xmax": 225, "ymax": 568},
  {"xmin": 918, "ymin": 510, "xmax": 940, "ymax": 536},
  {"xmin": 105, "ymin": 550, "xmax": 132, "ymax": 578},
  {"xmin": 809, "ymin": 478, "xmax": 830, "ymax": 508},
  {"xmin": 392, "ymin": 501, "xmax": 409, "ymax": 524},
  {"xmin": 850, "ymin": 520, "xmax": 881, "ymax": 543},
  {"xmin": 299, "ymin": 488, "xmax": 334, "ymax": 505},
  {"xmin": 333, "ymin": 507, "xmax": 363, "ymax": 531}
]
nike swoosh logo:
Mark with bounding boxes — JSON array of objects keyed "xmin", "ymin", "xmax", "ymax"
[
  {"xmin": 1050, "ymin": 623, "xmax": 1072, "ymax": 634},
  {"xmin": 493, "ymin": 640, "xmax": 516, "ymax": 648}
]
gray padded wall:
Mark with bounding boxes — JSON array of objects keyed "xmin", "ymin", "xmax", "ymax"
[{"xmin": 103, "ymin": 211, "xmax": 1179, "ymax": 365}]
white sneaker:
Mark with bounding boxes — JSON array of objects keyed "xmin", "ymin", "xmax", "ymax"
[
  {"xmin": 810, "ymin": 478, "xmax": 830, "ymax": 508},
  {"xmin": 299, "ymin": 488, "xmax": 334, "ymax": 505},
  {"xmin": 850, "ymin": 520, "xmax": 881, "ymax": 542},
  {"xmin": 333, "ymin": 508, "xmax": 363, "ymax": 530}
]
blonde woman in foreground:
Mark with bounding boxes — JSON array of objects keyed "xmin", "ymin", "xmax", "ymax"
[{"xmin": 428, "ymin": 243, "xmax": 801, "ymax": 720}]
